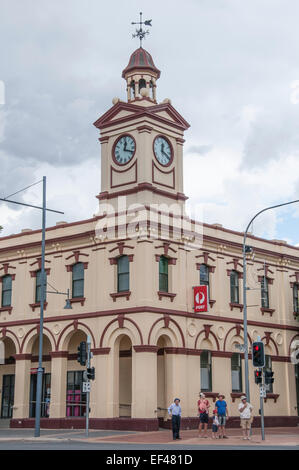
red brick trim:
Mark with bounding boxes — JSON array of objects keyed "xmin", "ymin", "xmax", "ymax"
[
  {"xmin": 69, "ymin": 297, "xmax": 86, "ymax": 306},
  {"xmin": 133, "ymin": 345, "xmax": 159, "ymax": 353},
  {"xmin": 110, "ymin": 291, "xmax": 131, "ymax": 302},
  {"xmin": 29, "ymin": 302, "xmax": 48, "ymax": 312},
  {"xmin": 13, "ymin": 353, "xmax": 32, "ymax": 361},
  {"xmin": 96, "ymin": 182, "xmax": 188, "ymax": 202},
  {"xmin": 49, "ymin": 351, "xmax": 68, "ymax": 359},
  {"xmin": 231, "ymin": 392, "xmax": 244, "ymax": 403},
  {"xmin": 261, "ymin": 307, "xmax": 275, "ymax": 317},
  {"xmin": 157, "ymin": 291, "xmax": 176, "ymax": 302},
  {"xmin": 202, "ymin": 392, "xmax": 219, "ymax": 402},
  {"xmin": 91, "ymin": 347, "xmax": 111, "ymax": 355},
  {"xmin": 0, "ymin": 306, "xmax": 12, "ymax": 314},
  {"xmin": 229, "ymin": 303, "xmax": 244, "ymax": 312},
  {"xmin": 30, "ymin": 268, "xmax": 50, "ymax": 278},
  {"xmin": 264, "ymin": 394, "xmax": 279, "ymax": 403}
]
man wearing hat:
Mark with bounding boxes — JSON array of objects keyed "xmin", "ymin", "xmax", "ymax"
[
  {"xmin": 238, "ymin": 395, "xmax": 253, "ymax": 440},
  {"xmin": 168, "ymin": 398, "xmax": 182, "ymax": 440}
]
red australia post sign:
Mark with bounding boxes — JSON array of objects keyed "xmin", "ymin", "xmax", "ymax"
[{"xmin": 194, "ymin": 285, "xmax": 208, "ymax": 313}]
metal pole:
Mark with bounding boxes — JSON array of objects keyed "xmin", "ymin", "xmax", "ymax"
[
  {"xmin": 86, "ymin": 335, "xmax": 91, "ymax": 438},
  {"xmin": 259, "ymin": 368, "xmax": 265, "ymax": 440},
  {"xmin": 34, "ymin": 176, "xmax": 46, "ymax": 437},
  {"xmin": 242, "ymin": 198, "xmax": 299, "ymax": 407}
]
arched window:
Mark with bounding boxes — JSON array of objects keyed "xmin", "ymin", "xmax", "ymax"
[
  {"xmin": 72, "ymin": 263, "xmax": 84, "ymax": 298},
  {"xmin": 35, "ymin": 270, "xmax": 47, "ymax": 303},
  {"xmin": 200, "ymin": 264, "xmax": 209, "ymax": 287},
  {"xmin": 138, "ymin": 78, "xmax": 146, "ymax": 93},
  {"xmin": 293, "ymin": 284, "xmax": 299, "ymax": 314},
  {"xmin": 231, "ymin": 353, "xmax": 242, "ymax": 392},
  {"xmin": 2, "ymin": 275, "xmax": 12, "ymax": 307},
  {"xmin": 130, "ymin": 80, "xmax": 135, "ymax": 98},
  {"xmin": 200, "ymin": 350, "xmax": 212, "ymax": 392},
  {"xmin": 230, "ymin": 270, "xmax": 239, "ymax": 303},
  {"xmin": 261, "ymin": 277, "xmax": 269, "ymax": 308},
  {"xmin": 159, "ymin": 256, "xmax": 169, "ymax": 293},
  {"xmin": 117, "ymin": 256, "xmax": 130, "ymax": 292}
]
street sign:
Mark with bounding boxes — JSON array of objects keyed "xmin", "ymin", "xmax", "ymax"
[
  {"xmin": 193, "ymin": 285, "xmax": 208, "ymax": 313},
  {"xmin": 82, "ymin": 382, "xmax": 91, "ymax": 393},
  {"xmin": 259, "ymin": 385, "xmax": 266, "ymax": 398}
]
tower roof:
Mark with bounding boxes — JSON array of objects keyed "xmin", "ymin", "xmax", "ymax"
[{"xmin": 122, "ymin": 47, "xmax": 161, "ymax": 78}]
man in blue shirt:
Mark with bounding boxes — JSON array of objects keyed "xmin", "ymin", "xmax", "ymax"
[
  {"xmin": 215, "ymin": 394, "xmax": 229, "ymax": 438},
  {"xmin": 168, "ymin": 398, "xmax": 182, "ymax": 440}
]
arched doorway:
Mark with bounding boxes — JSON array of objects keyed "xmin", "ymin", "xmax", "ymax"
[
  {"xmin": 0, "ymin": 338, "xmax": 16, "ymax": 419},
  {"xmin": 118, "ymin": 335, "xmax": 132, "ymax": 417},
  {"xmin": 66, "ymin": 330, "xmax": 87, "ymax": 418},
  {"xmin": 157, "ymin": 335, "xmax": 172, "ymax": 423},
  {"xmin": 29, "ymin": 335, "xmax": 52, "ymax": 418}
]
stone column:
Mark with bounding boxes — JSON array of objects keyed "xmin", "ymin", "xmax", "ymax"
[
  {"xmin": 90, "ymin": 348, "xmax": 111, "ymax": 418},
  {"xmin": 131, "ymin": 346, "xmax": 158, "ymax": 418},
  {"xmin": 49, "ymin": 351, "xmax": 68, "ymax": 418},
  {"xmin": 12, "ymin": 354, "xmax": 31, "ymax": 419}
]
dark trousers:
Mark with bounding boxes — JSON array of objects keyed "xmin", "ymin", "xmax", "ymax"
[{"xmin": 172, "ymin": 415, "xmax": 181, "ymax": 439}]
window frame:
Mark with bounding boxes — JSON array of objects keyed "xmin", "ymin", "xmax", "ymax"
[
  {"xmin": 35, "ymin": 270, "xmax": 47, "ymax": 304},
  {"xmin": 1, "ymin": 275, "xmax": 12, "ymax": 307},
  {"xmin": 231, "ymin": 352, "xmax": 242, "ymax": 392},
  {"xmin": 117, "ymin": 255, "xmax": 130, "ymax": 293},
  {"xmin": 261, "ymin": 276, "xmax": 270, "ymax": 309},
  {"xmin": 200, "ymin": 264, "xmax": 209, "ymax": 287},
  {"xmin": 159, "ymin": 256, "xmax": 169, "ymax": 293},
  {"xmin": 230, "ymin": 270, "xmax": 239, "ymax": 304},
  {"xmin": 293, "ymin": 284, "xmax": 299, "ymax": 314},
  {"xmin": 265, "ymin": 355, "xmax": 273, "ymax": 393},
  {"xmin": 200, "ymin": 349, "xmax": 212, "ymax": 392},
  {"xmin": 72, "ymin": 263, "xmax": 84, "ymax": 298}
]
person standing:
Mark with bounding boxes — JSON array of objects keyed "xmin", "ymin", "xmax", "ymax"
[
  {"xmin": 215, "ymin": 394, "xmax": 229, "ymax": 438},
  {"xmin": 211, "ymin": 410, "xmax": 219, "ymax": 439},
  {"xmin": 197, "ymin": 392, "xmax": 210, "ymax": 438},
  {"xmin": 238, "ymin": 395, "xmax": 253, "ymax": 440},
  {"xmin": 168, "ymin": 398, "xmax": 182, "ymax": 440}
]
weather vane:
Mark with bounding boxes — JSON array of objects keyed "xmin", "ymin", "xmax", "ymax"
[{"xmin": 131, "ymin": 12, "xmax": 152, "ymax": 48}]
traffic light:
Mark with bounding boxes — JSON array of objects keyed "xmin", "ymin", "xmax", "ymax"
[
  {"xmin": 265, "ymin": 370, "xmax": 274, "ymax": 385},
  {"xmin": 252, "ymin": 341, "xmax": 265, "ymax": 368},
  {"xmin": 254, "ymin": 369, "xmax": 262, "ymax": 384},
  {"xmin": 87, "ymin": 367, "xmax": 95, "ymax": 381},
  {"xmin": 77, "ymin": 341, "xmax": 87, "ymax": 366}
]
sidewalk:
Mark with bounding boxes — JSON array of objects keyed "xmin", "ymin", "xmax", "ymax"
[{"xmin": 83, "ymin": 427, "xmax": 299, "ymax": 447}]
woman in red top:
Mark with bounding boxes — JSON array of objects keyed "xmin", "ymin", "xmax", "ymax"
[{"xmin": 198, "ymin": 392, "xmax": 210, "ymax": 438}]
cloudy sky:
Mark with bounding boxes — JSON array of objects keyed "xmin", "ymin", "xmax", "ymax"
[{"xmin": 1, "ymin": 0, "xmax": 299, "ymax": 245}]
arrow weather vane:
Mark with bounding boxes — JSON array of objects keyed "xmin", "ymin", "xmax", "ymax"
[{"xmin": 131, "ymin": 12, "xmax": 152, "ymax": 48}]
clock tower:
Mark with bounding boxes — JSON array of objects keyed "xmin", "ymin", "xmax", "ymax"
[{"xmin": 93, "ymin": 47, "xmax": 190, "ymax": 213}]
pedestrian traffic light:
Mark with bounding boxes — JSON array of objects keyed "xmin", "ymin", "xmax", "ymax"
[
  {"xmin": 265, "ymin": 370, "xmax": 274, "ymax": 385},
  {"xmin": 252, "ymin": 341, "xmax": 265, "ymax": 368},
  {"xmin": 77, "ymin": 341, "xmax": 87, "ymax": 366},
  {"xmin": 254, "ymin": 369, "xmax": 262, "ymax": 384},
  {"xmin": 87, "ymin": 367, "xmax": 95, "ymax": 381}
]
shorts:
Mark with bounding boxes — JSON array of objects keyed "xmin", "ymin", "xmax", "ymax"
[
  {"xmin": 199, "ymin": 412, "xmax": 209, "ymax": 424},
  {"xmin": 218, "ymin": 415, "xmax": 226, "ymax": 426},
  {"xmin": 212, "ymin": 424, "xmax": 218, "ymax": 433},
  {"xmin": 240, "ymin": 418, "xmax": 251, "ymax": 429}
]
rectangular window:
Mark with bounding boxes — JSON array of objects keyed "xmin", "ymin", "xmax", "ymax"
[
  {"xmin": 117, "ymin": 256, "xmax": 130, "ymax": 292},
  {"xmin": 72, "ymin": 263, "xmax": 84, "ymax": 298},
  {"xmin": 2, "ymin": 275, "xmax": 12, "ymax": 307},
  {"xmin": 230, "ymin": 271, "xmax": 239, "ymax": 304},
  {"xmin": 66, "ymin": 371, "xmax": 86, "ymax": 417},
  {"xmin": 159, "ymin": 256, "xmax": 169, "ymax": 293},
  {"xmin": 1, "ymin": 374, "xmax": 15, "ymax": 419},
  {"xmin": 293, "ymin": 284, "xmax": 299, "ymax": 314},
  {"xmin": 261, "ymin": 277, "xmax": 269, "ymax": 308},
  {"xmin": 200, "ymin": 350, "xmax": 212, "ymax": 392},
  {"xmin": 231, "ymin": 353, "xmax": 242, "ymax": 392},
  {"xmin": 29, "ymin": 373, "xmax": 51, "ymax": 418},
  {"xmin": 200, "ymin": 264, "xmax": 209, "ymax": 287},
  {"xmin": 35, "ymin": 270, "xmax": 47, "ymax": 303}
]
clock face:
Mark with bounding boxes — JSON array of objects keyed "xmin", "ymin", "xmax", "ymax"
[
  {"xmin": 113, "ymin": 135, "xmax": 136, "ymax": 165},
  {"xmin": 153, "ymin": 136, "xmax": 173, "ymax": 166}
]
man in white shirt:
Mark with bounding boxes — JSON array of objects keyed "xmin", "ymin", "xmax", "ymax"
[
  {"xmin": 238, "ymin": 395, "xmax": 253, "ymax": 440},
  {"xmin": 168, "ymin": 398, "xmax": 182, "ymax": 440}
]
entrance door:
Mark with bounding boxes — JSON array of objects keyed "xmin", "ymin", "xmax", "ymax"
[
  {"xmin": 29, "ymin": 373, "xmax": 51, "ymax": 418},
  {"xmin": 1, "ymin": 375, "xmax": 15, "ymax": 418}
]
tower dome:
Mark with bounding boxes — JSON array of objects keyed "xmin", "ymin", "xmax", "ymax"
[{"xmin": 122, "ymin": 48, "xmax": 161, "ymax": 103}]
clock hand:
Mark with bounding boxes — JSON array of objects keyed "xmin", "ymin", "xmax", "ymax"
[{"xmin": 123, "ymin": 138, "xmax": 127, "ymax": 151}]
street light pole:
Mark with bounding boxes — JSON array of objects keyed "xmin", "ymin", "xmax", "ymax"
[
  {"xmin": 243, "ymin": 198, "xmax": 299, "ymax": 403},
  {"xmin": 34, "ymin": 176, "xmax": 46, "ymax": 437}
]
